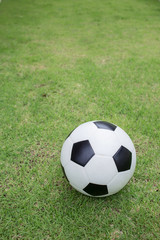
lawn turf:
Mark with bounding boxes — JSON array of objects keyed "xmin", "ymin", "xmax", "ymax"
[{"xmin": 0, "ymin": 0, "xmax": 160, "ymax": 239}]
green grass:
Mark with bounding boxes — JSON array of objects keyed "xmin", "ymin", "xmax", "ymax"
[{"xmin": 0, "ymin": 0, "xmax": 160, "ymax": 239}]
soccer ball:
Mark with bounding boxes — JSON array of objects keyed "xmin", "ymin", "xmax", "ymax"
[{"xmin": 61, "ymin": 121, "xmax": 136, "ymax": 197}]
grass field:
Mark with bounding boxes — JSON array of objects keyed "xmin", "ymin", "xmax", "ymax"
[{"xmin": 0, "ymin": 0, "xmax": 160, "ymax": 239}]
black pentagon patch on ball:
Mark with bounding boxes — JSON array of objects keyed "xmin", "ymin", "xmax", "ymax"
[
  {"xmin": 94, "ymin": 121, "xmax": 117, "ymax": 131},
  {"xmin": 83, "ymin": 183, "xmax": 108, "ymax": 196},
  {"xmin": 71, "ymin": 140, "xmax": 95, "ymax": 167},
  {"xmin": 113, "ymin": 146, "xmax": 132, "ymax": 172}
]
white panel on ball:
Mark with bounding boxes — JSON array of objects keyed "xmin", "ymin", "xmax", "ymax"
[
  {"xmin": 90, "ymin": 129, "xmax": 121, "ymax": 157},
  {"xmin": 69, "ymin": 121, "xmax": 97, "ymax": 143},
  {"xmin": 85, "ymin": 155, "xmax": 118, "ymax": 185},
  {"xmin": 61, "ymin": 137, "xmax": 73, "ymax": 167},
  {"xmin": 107, "ymin": 170, "xmax": 132, "ymax": 195},
  {"xmin": 130, "ymin": 148, "xmax": 136, "ymax": 176},
  {"xmin": 115, "ymin": 126, "xmax": 134, "ymax": 152},
  {"xmin": 64, "ymin": 162, "xmax": 89, "ymax": 189}
]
